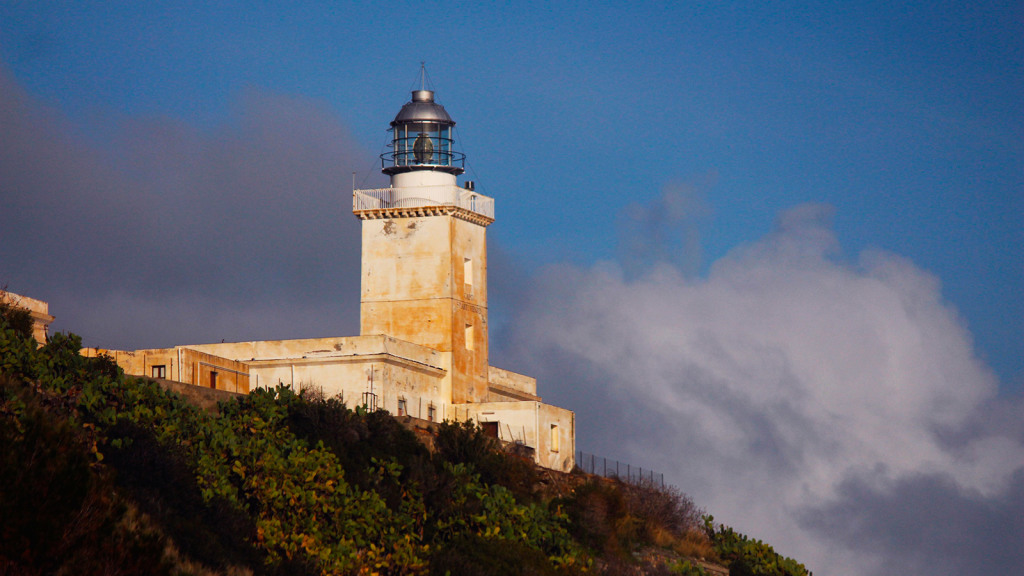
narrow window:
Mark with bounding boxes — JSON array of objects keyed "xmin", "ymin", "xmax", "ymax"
[
  {"xmin": 550, "ymin": 424, "xmax": 560, "ymax": 453},
  {"xmin": 397, "ymin": 398, "xmax": 407, "ymax": 416},
  {"xmin": 464, "ymin": 258, "xmax": 473, "ymax": 295},
  {"xmin": 151, "ymin": 365, "xmax": 166, "ymax": 379},
  {"xmin": 465, "ymin": 323, "xmax": 474, "ymax": 351},
  {"xmin": 210, "ymin": 371, "xmax": 218, "ymax": 389}
]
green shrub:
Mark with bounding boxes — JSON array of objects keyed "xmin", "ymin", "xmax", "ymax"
[
  {"xmin": 0, "ymin": 374, "xmax": 95, "ymax": 567},
  {"xmin": 0, "ymin": 297, "xmax": 33, "ymax": 341},
  {"xmin": 0, "ymin": 375, "xmax": 170, "ymax": 575},
  {"xmin": 430, "ymin": 534, "xmax": 562, "ymax": 576},
  {"xmin": 434, "ymin": 419, "xmax": 541, "ymax": 502},
  {"xmin": 286, "ymin": 391, "xmax": 433, "ymax": 506},
  {"xmin": 104, "ymin": 420, "xmax": 265, "ymax": 572},
  {"xmin": 704, "ymin": 516, "xmax": 811, "ymax": 576}
]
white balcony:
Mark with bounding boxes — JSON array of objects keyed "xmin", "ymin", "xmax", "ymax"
[{"xmin": 353, "ymin": 185, "xmax": 494, "ymax": 221}]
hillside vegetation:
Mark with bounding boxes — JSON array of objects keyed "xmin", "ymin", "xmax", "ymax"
[{"xmin": 0, "ymin": 302, "xmax": 810, "ymax": 575}]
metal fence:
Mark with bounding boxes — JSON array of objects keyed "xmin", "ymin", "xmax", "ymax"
[{"xmin": 576, "ymin": 451, "xmax": 664, "ymax": 487}]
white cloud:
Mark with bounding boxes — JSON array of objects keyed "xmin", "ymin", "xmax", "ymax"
[{"xmin": 502, "ymin": 198, "xmax": 1023, "ymax": 575}]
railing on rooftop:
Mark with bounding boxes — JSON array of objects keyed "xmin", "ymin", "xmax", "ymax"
[{"xmin": 353, "ymin": 185, "xmax": 494, "ymax": 220}]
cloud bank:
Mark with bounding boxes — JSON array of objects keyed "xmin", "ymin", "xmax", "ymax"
[
  {"xmin": 1, "ymin": 62, "xmax": 371, "ymax": 348},
  {"xmin": 498, "ymin": 197, "xmax": 1024, "ymax": 575}
]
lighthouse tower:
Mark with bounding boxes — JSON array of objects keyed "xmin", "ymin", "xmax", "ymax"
[{"xmin": 353, "ymin": 84, "xmax": 494, "ymax": 404}]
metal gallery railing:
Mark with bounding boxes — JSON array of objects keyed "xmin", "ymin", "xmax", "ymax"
[
  {"xmin": 383, "ymin": 137, "xmax": 466, "ymax": 170},
  {"xmin": 353, "ymin": 185, "xmax": 494, "ymax": 220}
]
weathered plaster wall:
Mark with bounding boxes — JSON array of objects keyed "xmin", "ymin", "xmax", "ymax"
[
  {"xmin": 1, "ymin": 290, "xmax": 55, "ymax": 345},
  {"xmin": 245, "ymin": 354, "xmax": 447, "ymax": 419},
  {"xmin": 488, "ymin": 365, "xmax": 539, "ymax": 400},
  {"xmin": 84, "ymin": 346, "xmax": 250, "ymax": 393},
  {"xmin": 359, "ymin": 215, "xmax": 489, "ymax": 403},
  {"xmin": 449, "ymin": 215, "xmax": 489, "ymax": 403},
  {"xmin": 188, "ymin": 335, "xmax": 450, "ymax": 420},
  {"xmin": 187, "ymin": 335, "xmax": 443, "ymax": 369},
  {"xmin": 454, "ymin": 401, "xmax": 576, "ymax": 472}
]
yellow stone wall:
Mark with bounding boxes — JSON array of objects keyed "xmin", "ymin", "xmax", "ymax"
[
  {"xmin": 359, "ymin": 215, "xmax": 489, "ymax": 404},
  {"xmin": 84, "ymin": 346, "xmax": 250, "ymax": 393},
  {"xmin": 487, "ymin": 366, "xmax": 539, "ymax": 399}
]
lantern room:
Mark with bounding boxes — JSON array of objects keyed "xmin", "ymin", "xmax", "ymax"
[{"xmin": 381, "ymin": 89, "xmax": 465, "ymax": 187}]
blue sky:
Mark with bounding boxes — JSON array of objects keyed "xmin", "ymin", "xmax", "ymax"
[
  {"xmin": 3, "ymin": 1, "xmax": 1017, "ymax": 385},
  {"xmin": 2, "ymin": 3, "xmax": 1022, "ymax": 574}
]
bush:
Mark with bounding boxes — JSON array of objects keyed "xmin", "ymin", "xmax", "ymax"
[
  {"xmin": 623, "ymin": 478, "xmax": 704, "ymax": 540},
  {"xmin": 103, "ymin": 420, "xmax": 265, "ymax": 572},
  {"xmin": 704, "ymin": 516, "xmax": 811, "ymax": 576},
  {"xmin": 0, "ymin": 374, "xmax": 95, "ymax": 567},
  {"xmin": 430, "ymin": 535, "xmax": 562, "ymax": 576},
  {"xmin": 0, "ymin": 375, "xmax": 170, "ymax": 575},
  {"xmin": 286, "ymin": 392, "xmax": 432, "ymax": 503},
  {"xmin": 434, "ymin": 419, "xmax": 541, "ymax": 502},
  {"xmin": 560, "ymin": 479, "xmax": 633, "ymax": 557},
  {"xmin": 0, "ymin": 297, "xmax": 33, "ymax": 342}
]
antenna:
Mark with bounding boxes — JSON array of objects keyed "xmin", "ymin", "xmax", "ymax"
[{"xmin": 407, "ymin": 62, "xmax": 433, "ymax": 94}]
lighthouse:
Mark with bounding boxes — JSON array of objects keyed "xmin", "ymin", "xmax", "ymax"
[
  {"xmin": 353, "ymin": 84, "xmax": 494, "ymax": 404},
  {"xmin": 104, "ymin": 74, "xmax": 575, "ymax": 471}
]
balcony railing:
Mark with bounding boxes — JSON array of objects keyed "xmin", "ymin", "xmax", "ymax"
[{"xmin": 353, "ymin": 185, "xmax": 494, "ymax": 220}]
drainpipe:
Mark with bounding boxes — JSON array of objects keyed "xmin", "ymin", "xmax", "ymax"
[{"xmin": 535, "ymin": 402, "xmax": 540, "ymax": 463}]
